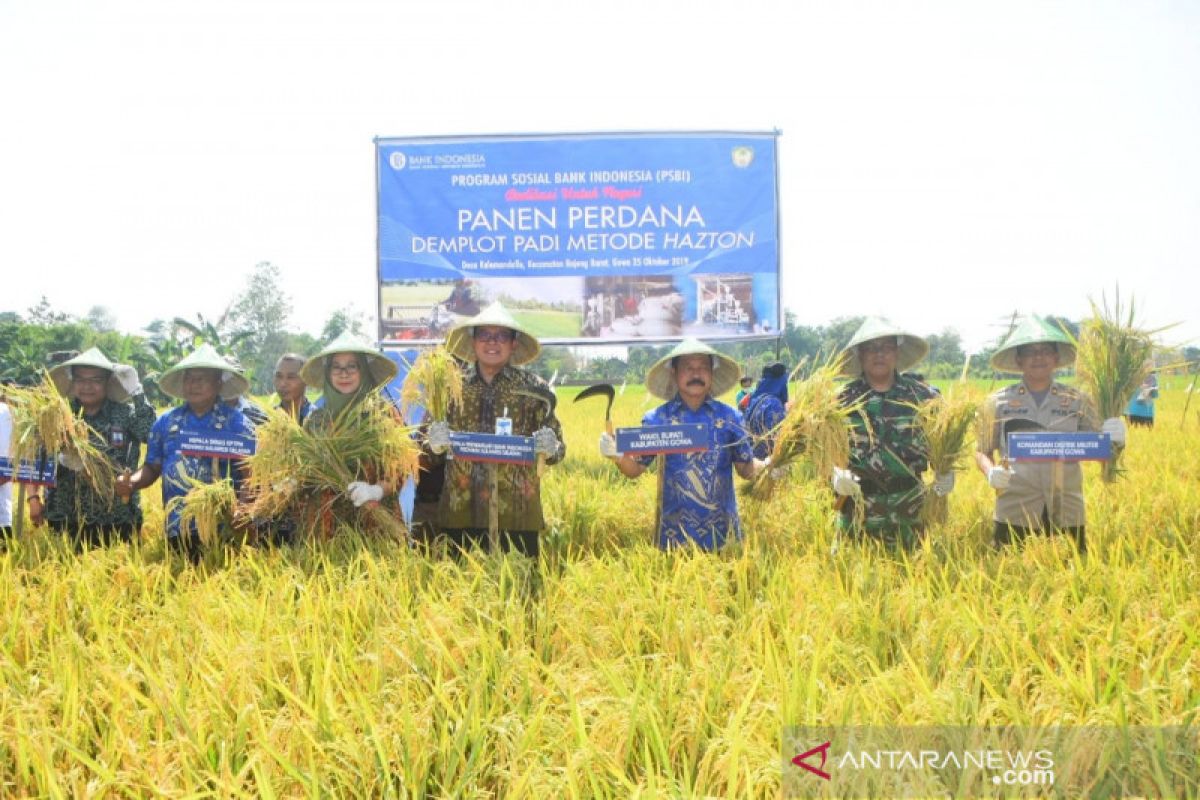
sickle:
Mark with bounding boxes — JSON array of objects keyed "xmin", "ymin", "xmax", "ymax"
[{"xmin": 574, "ymin": 383, "xmax": 616, "ymax": 435}]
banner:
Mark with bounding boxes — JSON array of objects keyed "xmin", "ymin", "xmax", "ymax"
[
  {"xmin": 1007, "ymin": 432, "xmax": 1112, "ymax": 462},
  {"xmin": 0, "ymin": 456, "xmax": 56, "ymax": 486},
  {"xmin": 448, "ymin": 432, "xmax": 537, "ymax": 466},
  {"xmin": 615, "ymin": 423, "xmax": 709, "ymax": 456},
  {"xmin": 179, "ymin": 430, "xmax": 256, "ymax": 459},
  {"xmin": 375, "ymin": 131, "xmax": 781, "ymax": 345}
]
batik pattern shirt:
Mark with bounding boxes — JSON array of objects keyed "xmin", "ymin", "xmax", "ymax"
[
  {"xmin": 436, "ymin": 364, "xmax": 564, "ymax": 532},
  {"xmin": 635, "ymin": 396, "xmax": 753, "ymax": 551},
  {"xmin": 44, "ymin": 395, "xmax": 156, "ymax": 528},
  {"xmin": 145, "ymin": 403, "xmax": 252, "ymax": 539}
]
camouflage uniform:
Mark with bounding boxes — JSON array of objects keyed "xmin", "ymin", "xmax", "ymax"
[
  {"xmin": 435, "ymin": 363, "xmax": 564, "ymax": 534},
  {"xmin": 837, "ymin": 374, "xmax": 937, "ymax": 548},
  {"xmin": 44, "ymin": 395, "xmax": 156, "ymax": 540}
]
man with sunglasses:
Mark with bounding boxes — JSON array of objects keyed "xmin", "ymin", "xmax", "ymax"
[
  {"xmin": 425, "ymin": 303, "xmax": 564, "ymax": 558},
  {"xmin": 975, "ymin": 316, "xmax": 1122, "ymax": 553},
  {"xmin": 832, "ymin": 317, "xmax": 946, "ymax": 549}
]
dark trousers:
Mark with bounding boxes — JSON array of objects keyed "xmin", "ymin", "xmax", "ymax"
[
  {"xmin": 417, "ymin": 527, "xmax": 539, "ymax": 559},
  {"xmin": 167, "ymin": 532, "xmax": 203, "ymax": 564},
  {"xmin": 49, "ymin": 520, "xmax": 136, "ymax": 549},
  {"xmin": 994, "ymin": 508, "xmax": 1086, "ymax": 554}
]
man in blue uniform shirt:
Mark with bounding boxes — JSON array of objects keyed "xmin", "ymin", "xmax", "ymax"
[
  {"xmin": 599, "ymin": 339, "xmax": 767, "ymax": 551},
  {"xmin": 118, "ymin": 344, "xmax": 254, "ymax": 561}
]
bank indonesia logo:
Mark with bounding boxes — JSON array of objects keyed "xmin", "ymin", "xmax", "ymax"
[
  {"xmin": 731, "ymin": 146, "xmax": 754, "ymax": 168},
  {"xmin": 389, "ymin": 152, "xmax": 407, "ymax": 170}
]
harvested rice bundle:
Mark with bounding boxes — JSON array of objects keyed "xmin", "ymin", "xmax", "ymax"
[
  {"xmin": 916, "ymin": 386, "xmax": 980, "ymax": 524},
  {"xmin": 743, "ymin": 353, "xmax": 861, "ymax": 503},
  {"xmin": 1071, "ymin": 290, "xmax": 1168, "ymax": 482},
  {"xmin": 167, "ymin": 469, "xmax": 238, "ymax": 548},
  {"xmin": 5, "ymin": 371, "xmax": 116, "ymax": 501},
  {"xmin": 400, "ymin": 346, "xmax": 464, "ymax": 423},
  {"xmin": 246, "ymin": 397, "xmax": 420, "ymax": 538}
]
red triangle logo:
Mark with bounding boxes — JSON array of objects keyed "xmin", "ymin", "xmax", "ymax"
[{"xmin": 792, "ymin": 741, "xmax": 832, "ymax": 781}]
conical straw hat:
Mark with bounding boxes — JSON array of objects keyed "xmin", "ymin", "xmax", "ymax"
[
  {"xmin": 645, "ymin": 338, "xmax": 741, "ymax": 401},
  {"xmin": 838, "ymin": 317, "xmax": 929, "ymax": 378},
  {"xmin": 444, "ymin": 302, "xmax": 541, "ymax": 366}
]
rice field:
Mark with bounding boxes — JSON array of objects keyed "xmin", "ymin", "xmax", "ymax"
[{"xmin": 1, "ymin": 380, "xmax": 1197, "ymax": 796}]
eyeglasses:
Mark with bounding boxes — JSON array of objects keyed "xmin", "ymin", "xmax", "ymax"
[
  {"xmin": 474, "ymin": 330, "xmax": 515, "ymax": 344},
  {"xmin": 72, "ymin": 375, "xmax": 106, "ymax": 386},
  {"xmin": 329, "ymin": 363, "xmax": 361, "ymax": 376}
]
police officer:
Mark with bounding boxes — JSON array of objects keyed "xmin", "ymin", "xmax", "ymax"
[{"xmin": 975, "ymin": 315, "xmax": 1124, "ymax": 553}]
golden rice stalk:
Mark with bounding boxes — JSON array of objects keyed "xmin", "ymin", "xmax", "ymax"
[
  {"xmin": 743, "ymin": 352, "xmax": 861, "ymax": 502},
  {"xmin": 5, "ymin": 371, "xmax": 116, "ymax": 502},
  {"xmin": 400, "ymin": 346, "xmax": 464, "ymax": 423},
  {"xmin": 916, "ymin": 386, "xmax": 980, "ymax": 524},
  {"xmin": 166, "ymin": 468, "xmax": 237, "ymax": 548},
  {"xmin": 1070, "ymin": 289, "xmax": 1171, "ymax": 482},
  {"xmin": 245, "ymin": 398, "xmax": 420, "ymax": 538}
]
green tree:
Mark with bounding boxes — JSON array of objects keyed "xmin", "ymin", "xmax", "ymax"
[
  {"xmin": 228, "ymin": 262, "xmax": 294, "ymax": 393},
  {"xmin": 320, "ymin": 307, "xmax": 368, "ymax": 342}
]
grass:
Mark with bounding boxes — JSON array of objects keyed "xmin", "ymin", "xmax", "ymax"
[
  {"xmin": 509, "ymin": 309, "xmax": 584, "ymax": 339},
  {"xmin": 0, "ymin": 381, "xmax": 1197, "ymax": 795}
]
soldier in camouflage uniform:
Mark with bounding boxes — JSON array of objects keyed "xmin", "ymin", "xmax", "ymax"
[
  {"xmin": 975, "ymin": 315, "xmax": 1125, "ymax": 553},
  {"xmin": 426, "ymin": 303, "xmax": 564, "ymax": 558},
  {"xmin": 28, "ymin": 348, "xmax": 154, "ymax": 547},
  {"xmin": 832, "ymin": 318, "xmax": 951, "ymax": 549}
]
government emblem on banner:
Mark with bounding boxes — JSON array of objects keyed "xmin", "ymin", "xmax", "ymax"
[{"xmin": 731, "ymin": 145, "xmax": 754, "ymax": 167}]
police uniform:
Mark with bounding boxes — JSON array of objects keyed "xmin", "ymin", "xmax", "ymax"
[{"xmin": 979, "ymin": 381, "xmax": 1100, "ymax": 545}]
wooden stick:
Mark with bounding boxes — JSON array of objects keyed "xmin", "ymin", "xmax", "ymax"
[
  {"xmin": 487, "ymin": 463, "xmax": 499, "ymax": 553},
  {"xmin": 13, "ymin": 483, "xmax": 25, "ymax": 540}
]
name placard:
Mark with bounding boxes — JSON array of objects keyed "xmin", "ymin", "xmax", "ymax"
[
  {"xmin": 0, "ymin": 456, "xmax": 57, "ymax": 486},
  {"xmin": 616, "ymin": 423, "xmax": 709, "ymax": 456},
  {"xmin": 179, "ymin": 429, "xmax": 256, "ymax": 459},
  {"xmin": 449, "ymin": 432, "xmax": 536, "ymax": 466},
  {"xmin": 1007, "ymin": 432, "xmax": 1112, "ymax": 462}
]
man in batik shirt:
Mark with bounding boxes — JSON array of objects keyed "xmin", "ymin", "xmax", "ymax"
[
  {"xmin": 600, "ymin": 338, "xmax": 767, "ymax": 551},
  {"xmin": 425, "ymin": 303, "xmax": 564, "ymax": 558}
]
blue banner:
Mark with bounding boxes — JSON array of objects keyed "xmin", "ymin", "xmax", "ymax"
[
  {"xmin": 449, "ymin": 432, "xmax": 536, "ymax": 465},
  {"xmin": 1007, "ymin": 432, "xmax": 1112, "ymax": 462},
  {"xmin": 616, "ymin": 423, "xmax": 709, "ymax": 456},
  {"xmin": 179, "ymin": 430, "xmax": 256, "ymax": 459},
  {"xmin": 0, "ymin": 456, "xmax": 56, "ymax": 486},
  {"xmin": 375, "ymin": 131, "xmax": 780, "ymax": 345}
]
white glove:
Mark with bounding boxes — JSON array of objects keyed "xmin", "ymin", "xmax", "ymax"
[
  {"xmin": 1102, "ymin": 417, "xmax": 1126, "ymax": 446},
  {"xmin": 346, "ymin": 481, "xmax": 384, "ymax": 508},
  {"xmin": 768, "ymin": 457, "xmax": 789, "ymax": 481},
  {"xmin": 598, "ymin": 431, "xmax": 619, "ymax": 458},
  {"xmin": 427, "ymin": 421, "xmax": 452, "ymax": 454},
  {"xmin": 112, "ymin": 364, "xmax": 143, "ymax": 396},
  {"xmin": 988, "ymin": 465, "xmax": 1015, "ymax": 490},
  {"xmin": 831, "ymin": 467, "xmax": 859, "ymax": 497},
  {"xmin": 533, "ymin": 427, "xmax": 559, "ymax": 456},
  {"xmin": 933, "ymin": 471, "xmax": 955, "ymax": 497},
  {"xmin": 271, "ymin": 477, "xmax": 298, "ymax": 495},
  {"xmin": 58, "ymin": 451, "xmax": 84, "ymax": 471}
]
